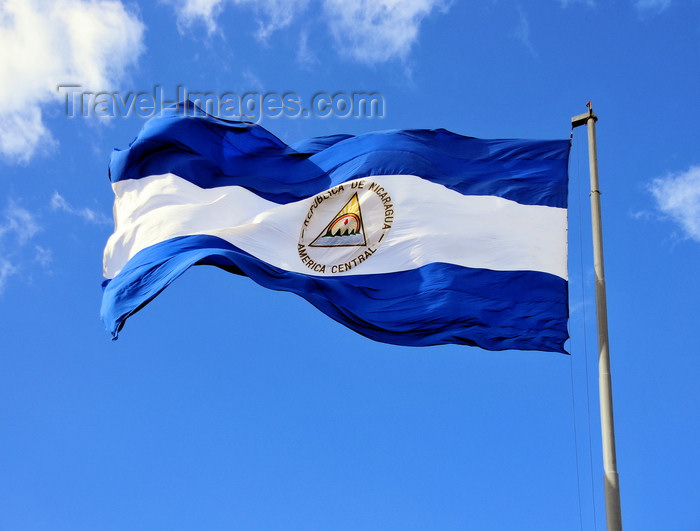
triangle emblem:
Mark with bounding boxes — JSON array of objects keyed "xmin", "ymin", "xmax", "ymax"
[{"xmin": 310, "ymin": 193, "xmax": 367, "ymax": 247}]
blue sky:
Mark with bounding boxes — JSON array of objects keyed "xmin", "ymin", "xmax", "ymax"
[{"xmin": 1, "ymin": 0, "xmax": 699, "ymax": 529}]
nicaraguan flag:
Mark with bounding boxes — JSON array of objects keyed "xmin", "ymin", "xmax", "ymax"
[{"xmin": 102, "ymin": 102, "xmax": 570, "ymax": 352}]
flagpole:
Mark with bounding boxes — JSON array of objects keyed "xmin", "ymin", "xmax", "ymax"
[{"xmin": 572, "ymin": 102, "xmax": 622, "ymax": 530}]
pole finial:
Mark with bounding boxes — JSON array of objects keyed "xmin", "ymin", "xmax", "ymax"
[{"xmin": 571, "ymin": 102, "xmax": 597, "ymax": 128}]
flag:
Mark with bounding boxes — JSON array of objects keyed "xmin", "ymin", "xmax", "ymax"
[{"xmin": 102, "ymin": 101, "xmax": 570, "ymax": 352}]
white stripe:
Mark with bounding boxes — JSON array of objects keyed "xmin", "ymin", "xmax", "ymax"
[{"xmin": 104, "ymin": 173, "xmax": 567, "ymax": 280}]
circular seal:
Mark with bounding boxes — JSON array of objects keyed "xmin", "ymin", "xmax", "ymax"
[{"xmin": 298, "ymin": 178, "xmax": 394, "ymax": 274}]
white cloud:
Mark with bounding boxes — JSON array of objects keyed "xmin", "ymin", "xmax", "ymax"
[
  {"xmin": 240, "ymin": 69, "xmax": 265, "ymax": 92},
  {"xmin": 514, "ymin": 6, "xmax": 536, "ymax": 56},
  {"xmin": 296, "ymin": 30, "xmax": 319, "ymax": 69},
  {"xmin": 634, "ymin": 0, "xmax": 671, "ymax": 11},
  {"xmin": 649, "ymin": 165, "xmax": 700, "ymax": 242},
  {"xmin": 249, "ymin": 0, "xmax": 309, "ymax": 41},
  {"xmin": 0, "ymin": 193, "xmax": 107, "ymax": 294},
  {"xmin": 167, "ymin": 0, "xmax": 448, "ymax": 64},
  {"xmin": 0, "ymin": 201, "xmax": 41, "ymax": 243},
  {"xmin": 322, "ymin": 0, "xmax": 448, "ymax": 64},
  {"xmin": 168, "ymin": 0, "xmax": 225, "ymax": 34},
  {"xmin": 559, "ymin": 0, "xmax": 672, "ymax": 10},
  {"xmin": 0, "ymin": 0, "xmax": 145, "ymax": 163},
  {"xmin": 0, "ymin": 201, "xmax": 42, "ymax": 293},
  {"xmin": 168, "ymin": 0, "xmax": 308, "ymax": 40},
  {"xmin": 0, "ymin": 106, "xmax": 56, "ymax": 162},
  {"xmin": 0, "ymin": 258, "xmax": 17, "ymax": 294},
  {"xmin": 34, "ymin": 245, "xmax": 53, "ymax": 268},
  {"xmin": 50, "ymin": 191, "xmax": 111, "ymax": 225},
  {"xmin": 558, "ymin": 0, "xmax": 596, "ymax": 7}
]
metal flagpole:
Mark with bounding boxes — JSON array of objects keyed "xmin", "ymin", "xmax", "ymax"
[{"xmin": 571, "ymin": 102, "xmax": 622, "ymax": 530}]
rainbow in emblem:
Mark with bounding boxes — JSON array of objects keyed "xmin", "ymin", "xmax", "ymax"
[{"xmin": 311, "ymin": 193, "xmax": 366, "ymax": 247}]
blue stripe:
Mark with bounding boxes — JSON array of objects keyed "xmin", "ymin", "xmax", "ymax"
[
  {"xmin": 102, "ymin": 235, "xmax": 569, "ymax": 353},
  {"xmin": 109, "ymin": 102, "xmax": 570, "ymax": 208}
]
